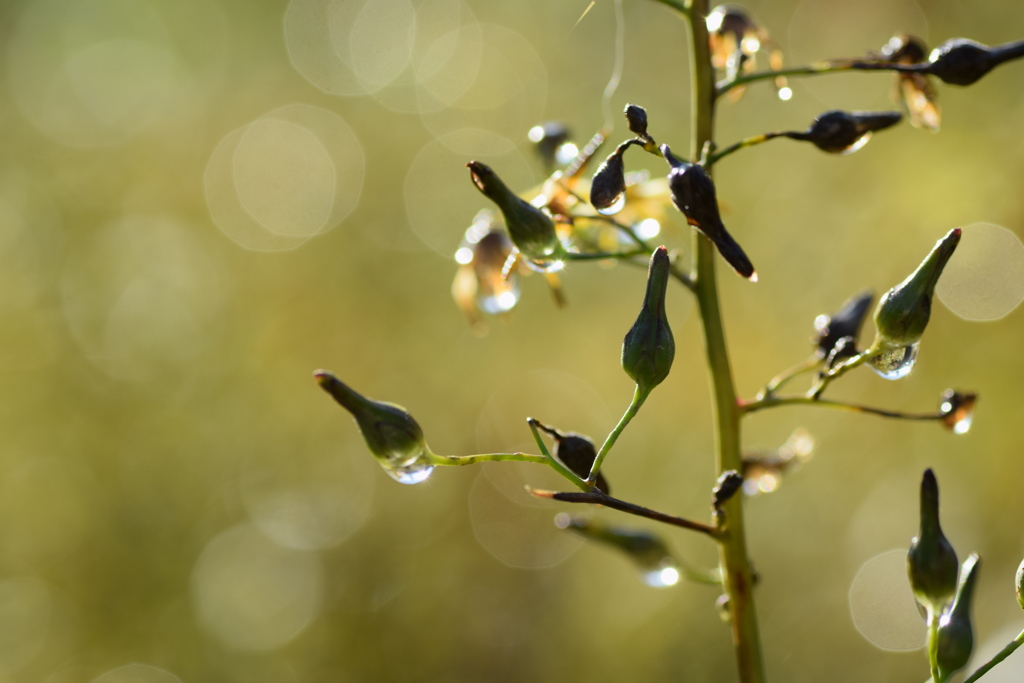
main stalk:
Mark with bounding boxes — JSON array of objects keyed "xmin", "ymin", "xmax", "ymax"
[{"xmin": 685, "ymin": 2, "xmax": 766, "ymax": 681}]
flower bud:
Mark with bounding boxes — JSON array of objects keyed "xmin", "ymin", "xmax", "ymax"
[
  {"xmin": 625, "ymin": 104, "xmax": 650, "ymax": 138},
  {"xmin": 908, "ymin": 469, "xmax": 959, "ymax": 617},
  {"xmin": 881, "ymin": 34, "xmax": 940, "ymax": 132},
  {"xmin": 528, "ymin": 121, "xmax": 572, "ymax": 171},
  {"xmin": 467, "ymin": 161, "xmax": 561, "ymax": 263},
  {"xmin": 873, "ymin": 228, "xmax": 961, "ymax": 347},
  {"xmin": 939, "ymin": 389, "xmax": 977, "ymax": 435},
  {"xmin": 813, "ymin": 290, "xmax": 873, "ymax": 359},
  {"xmin": 662, "ymin": 144, "xmax": 756, "ymax": 280},
  {"xmin": 314, "ymin": 370, "xmax": 435, "ymax": 484},
  {"xmin": 712, "ymin": 470, "xmax": 744, "ymax": 511},
  {"xmin": 935, "ymin": 554, "xmax": 981, "ymax": 681},
  {"xmin": 590, "ymin": 144, "xmax": 628, "ymax": 212},
  {"xmin": 622, "ymin": 247, "xmax": 675, "ymax": 394},
  {"xmin": 556, "ymin": 514, "xmax": 681, "ymax": 587},
  {"xmin": 787, "ymin": 110, "xmax": 902, "ymax": 154},
  {"xmin": 926, "ymin": 38, "xmax": 1024, "ymax": 87},
  {"xmin": 1016, "ymin": 557, "xmax": 1024, "ymax": 612},
  {"xmin": 534, "ymin": 421, "xmax": 610, "ymax": 493}
]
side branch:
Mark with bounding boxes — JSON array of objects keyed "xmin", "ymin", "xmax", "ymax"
[{"xmin": 528, "ymin": 487, "xmax": 719, "ymax": 538}]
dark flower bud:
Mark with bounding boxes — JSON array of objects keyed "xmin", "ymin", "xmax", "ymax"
[
  {"xmin": 882, "ymin": 33, "xmax": 928, "ymax": 63},
  {"xmin": 662, "ymin": 144, "xmax": 756, "ymax": 280},
  {"xmin": 624, "ymin": 104, "xmax": 650, "ymax": 139},
  {"xmin": 590, "ymin": 143, "xmax": 628, "ymax": 212},
  {"xmin": 622, "ymin": 247, "xmax": 675, "ymax": 394},
  {"xmin": 939, "ymin": 389, "xmax": 976, "ymax": 435},
  {"xmin": 712, "ymin": 470, "xmax": 744, "ymax": 511},
  {"xmin": 882, "ymin": 35, "xmax": 941, "ymax": 132},
  {"xmin": 813, "ymin": 290, "xmax": 874, "ymax": 359},
  {"xmin": 528, "ymin": 122, "xmax": 572, "ymax": 171},
  {"xmin": 908, "ymin": 469, "xmax": 959, "ymax": 618},
  {"xmin": 1016, "ymin": 557, "xmax": 1024, "ymax": 612},
  {"xmin": 314, "ymin": 371, "xmax": 435, "ymax": 484},
  {"xmin": 873, "ymin": 228, "xmax": 961, "ymax": 347},
  {"xmin": 935, "ymin": 554, "xmax": 981, "ymax": 681},
  {"xmin": 467, "ymin": 161, "xmax": 561, "ymax": 263},
  {"xmin": 533, "ymin": 421, "xmax": 610, "ymax": 494},
  {"xmin": 556, "ymin": 514, "xmax": 681, "ymax": 587},
  {"xmin": 787, "ymin": 110, "xmax": 903, "ymax": 154},
  {"xmin": 926, "ymin": 38, "xmax": 1024, "ymax": 87}
]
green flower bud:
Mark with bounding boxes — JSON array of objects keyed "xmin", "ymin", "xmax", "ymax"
[
  {"xmin": 873, "ymin": 228, "xmax": 961, "ymax": 347},
  {"xmin": 467, "ymin": 161, "xmax": 561, "ymax": 263},
  {"xmin": 926, "ymin": 38, "xmax": 1024, "ymax": 87},
  {"xmin": 786, "ymin": 110, "xmax": 902, "ymax": 154},
  {"xmin": 908, "ymin": 469, "xmax": 959, "ymax": 617},
  {"xmin": 314, "ymin": 370, "xmax": 435, "ymax": 484},
  {"xmin": 1016, "ymin": 557, "xmax": 1024, "ymax": 612},
  {"xmin": 935, "ymin": 554, "xmax": 981, "ymax": 681},
  {"xmin": 622, "ymin": 247, "xmax": 675, "ymax": 394}
]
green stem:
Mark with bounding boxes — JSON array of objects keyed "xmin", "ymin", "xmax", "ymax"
[
  {"xmin": 928, "ymin": 615, "xmax": 942, "ymax": 683},
  {"xmin": 526, "ymin": 418, "xmax": 592, "ymax": 491},
  {"xmin": 740, "ymin": 395, "xmax": 946, "ymax": 422},
  {"xmin": 717, "ymin": 59, "xmax": 921, "ymax": 97},
  {"xmin": 430, "ymin": 452, "xmax": 548, "ymax": 466},
  {"xmin": 588, "ymin": 385, "xmax": 649, "ymax": 485},
  {"xmin": 959, "ymin": 628, "xmax": 1024, "ymax": 683},
  {"xmin": 809, "ymin": 349, "xmax": 871, "ymax": 398},
  {"xmin": 706, "ymin": 132, "xmax": 789, "ymax": 167},
  {"xmin": 688, "ymin": 1, "xmax": 766, "ymax": 681},
  {"xmin": 563, "ymin": 249, "xmax": 648, "ymax": 261},
  {"xmin": 756, "ymin": 356, "xmax": 821, "ymax": 399}
]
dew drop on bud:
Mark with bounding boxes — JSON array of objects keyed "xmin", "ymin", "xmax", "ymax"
[
  {"xmin": 595, "ymin": 193, "xmax": 626, "ymax": 216},
  {"xmin": 868, "ymin": 342, "xmax": 920, "ymax": 380},
  {"xmin": 642, "ymin": 561, "xmax": 681, "ymax": 588},
  {"xmin": 385, "ymin": 461, "xmax": 435, "ymax": 485}
]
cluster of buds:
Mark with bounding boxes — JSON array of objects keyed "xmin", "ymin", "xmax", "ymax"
[{"xmin": 812, "ymin": 291, "xmax": 873, "ymax": 368}]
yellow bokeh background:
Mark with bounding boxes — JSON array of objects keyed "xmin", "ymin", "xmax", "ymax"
[{"xmin": 1, "ymin": 0, "xmax": 1024, "ymax": 680}]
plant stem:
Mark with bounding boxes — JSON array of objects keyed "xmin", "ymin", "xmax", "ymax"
[
  {"xmin": 706, "ymin": 132, "xmax": 790, "ymax": 167},
  {"xmin": 740, "ymin": 395, "xmax": 946, "ymax": 422},
  {"xmin": 959, "ymin": 628, "xmax": 1024, "ymax": 683},
  {"xmin": 528, "ymin": 488, "xmax": 719, "ymax": 537},
  {"xmin": 688, "ymin": 1, "xmax": 766, "ymax": 681},
  {"xmin": 716, "ymin": 59, "xmax": 920, "ymax": 97},
  {"xmin": 430, "ymin": 452, "xmax": 548, "ymax": 466},
  {"xmin": 589, "ymin": 385, "xmax": 648, "ymax": 484}
]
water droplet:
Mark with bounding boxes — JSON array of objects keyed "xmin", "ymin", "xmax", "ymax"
[
  {"xmin": 479, "ymin": 287, "xmax": 520, "ymax": 314},
  {"xmin": 384, "ymin": 460, "xmax": 434, "ymax": 485},
  {"xmin": 868, "ymin": 342, "xmax": 919, "ymax": 380},
  {"xmin": 641, "ymin": 561, "xmax": 681, "ymax": 588},
  {"xmin": 554, "ymin": 143, "xmax": 579, "ymax": 166},
  {"xmin": 595, "ymin": 193, "xmax": 626, "ymax": 216},
  {"xmin": 524, "ymin": 258, "xmax": 565, "ymax": 274},
  {"xmin": 939, "ymin": 390, "xmax": 976, "ymax": 435},
  {"xmin": 842, "ymin": 132, "xmax": 872, "ymax": 155},
  {"xmin": 635, "ymin": 218, "xmax": 661, "ymax": 240},
  {"xmin": 777, "ymin": 86, "xmax": 793, "ymax": 101}
]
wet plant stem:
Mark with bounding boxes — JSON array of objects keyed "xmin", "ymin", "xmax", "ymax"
[
  {"xmin": 687, "ymin": 1, "xmax": 766, "ymax": 680},
  {"xmin": 958, "ymin": 628, "xmax": 1024, "ymax": 683}
]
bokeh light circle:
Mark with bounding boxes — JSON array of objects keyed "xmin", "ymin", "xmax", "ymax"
[
  {"xmin": 936, "ymin": 223, "xmax": 1024, "ymax": 321},
  {"xmin": 848, "ymin": 549, "xmax": 925, "ymax": 651},
  {"xmin": 191, "ymin": 524, "xmax": 324, "ymax": 652},
  {"xmin": 91, "ymin": 664, "xmax": 182, "ymax": 683},
  {"xmin": 787, "ymin": 0, "xmax": 928, "ymax": 109},
  {"xmin": 206, "ymin": 104, "xmax": 364, "ymax": 251}
]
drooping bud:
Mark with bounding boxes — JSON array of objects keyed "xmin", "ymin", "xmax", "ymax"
[
  {"xmin": 662, "ymin": 144, "xmax": 756, "ymax": 280},
  {"xmin": 314, "ymin": 371, "xmax": 435, "ymax": 484},
  {"xmin": 527, "ymin": 122, "xmax": 573, "ymax": 171},
  {"xmin": 624, "ymin": 104, "xmax": 650, "ymax": 139},
  {"xmin": 590, "ymin": 143, "xmax": 629, "ymax": 212},
  {"xmin": 622, "ymin": 247, "xmax": 675, "ymax": 394},
  {"xmin": 881, "ymin": 34, "xmax": 940, "ymax": 132},
  {"xmin": 812, "ymin": 291, "xmax": 874, "ymax": 359},
  {"xmin": 467, "ymin": 161, "xmax": 561, "ymax": 264},
  {"xmin": 452, "ymin": 212, "xmax": 520, "ymax": 332},
  {"xmin": 533, "ymin": 421, "xmax": 610, "ymax": 494},
  {"xmin": 873, "ymin": 228, "xmax": 961, "ymax": 347},
  {"xmin": 907, "ymin": 469, "xmax": 959, "ymax": 618},
  {"xmin": 926, "ymin": 38, "xmax": 1024, "ymax": 87},
  {"xmin": 939, "ymin": 389, "xmax": 977, "ymax": 435},
  {"xmin": 1016, "ymin": 557, "xmax": 1024, "ymax": 612},
  {"xmin": 786, "ymin": 110, "xmax": 903, "ymax": 154},
  {"xmin": 555, "ymin": 514, "xmax": 681, "ymax": 587},
  {"xmin": 935, "ymin": 553, "xmax": 981, "ymax": 681}
]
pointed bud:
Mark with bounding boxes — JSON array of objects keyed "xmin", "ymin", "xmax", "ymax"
[
  {"xmin": 873, "ymin": 228, "xmax": 960, "ymax": 347},
  {"xmin": 555, "ymin": 514, "xmax": 681, "ymax": 587},
  {"xmin": 935, "ymin": 554, "xmax": 981, "ymax": 681},
  {"xmin": 314, "ymin": 370, "xmax": 435, "ymax": 483},
  {"xmin": 467, "ymin": 161, "xmax": 560, "ymax": 263},
  {"xmin": 662, "ymin": 144, "xmax": 756, "ymax": 280},
  {"xmin": 939, "ymin": 389, "xmax": 976, "ymax": 435},
  {"xmin": 622, "ymin": 247, "xmax": 675, "ymax": 394},
  {"xmin": 908, "ymin": 469, "xmax": 959, "ymax": 617},
  {"xmin": 590, "ymin": 144, "xmax": 628, "ymax": 212},
  {"xmin": 787, "ymin": 110, "xmax": 902, "ymax": 153},
  {"xmin": 1016, "ymin": 557, "xmax": 1024, "ymax": 612},
  {"xmin": 813, "ymin": 290, "xmax": 873, "ymax": 359},
  {"xmin": 534, "ymin": 421, "xmax": 610, "ymax": 494},
  {"xmin": 624, "ymin": 104, "xmax": 649, "ymax": 139},
  {"xmin": 926, "ymin": 38, "xmax": 1024, "ymax": 87}
]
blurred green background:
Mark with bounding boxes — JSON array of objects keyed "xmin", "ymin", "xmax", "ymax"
[{"xmin": 1, "ymin": 0, "xmax": 1024, "ymax": 681}]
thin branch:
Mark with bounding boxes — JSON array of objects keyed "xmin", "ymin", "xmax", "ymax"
[
  {"xmin": 756, "ymin": 356, "xmax": 821, "ymax": 400},
  {"xmin": 717, "ymin": 59, "xmax": 923, "ymax": 98},
  {"xmin": 706, "ymin": 131, "xmax": 790, "ymax": 167},
  {"xmin": 430, "ymin": 452, "xmax": 548, "ymax": 466},
  {"xmin": 528, "ymin": 487, "xmax": 719, "ymax": 538},
  {"xmin": 740, "ymin": 394, "xmax": 945, "ymax": 422},
  {"xmin": 959, "ymin": 629, "xmax": 1024, "ymax": 683}
]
